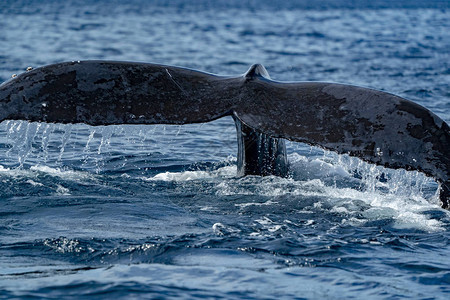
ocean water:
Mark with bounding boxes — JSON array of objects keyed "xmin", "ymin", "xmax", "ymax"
[{"xmin": 1, "ymin": 0, "xmax": 450, "ymax": 298}]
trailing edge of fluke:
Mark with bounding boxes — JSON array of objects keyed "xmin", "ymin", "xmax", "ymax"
[{"xmin": 0, "ymin": 61, "xmax": 449, "ymax": 208}]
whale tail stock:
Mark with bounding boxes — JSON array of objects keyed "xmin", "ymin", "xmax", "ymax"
[{"xmin": 1, "ymin": 61, "xmax": 449, "ymax": 208}]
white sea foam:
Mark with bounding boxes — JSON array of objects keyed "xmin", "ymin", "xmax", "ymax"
[
  {"xmin": 235, "ymin": 200, "xmax": 278, "ymax": 208},
  {"xmin": 55, "ymin": 184, "xmax": 71, "ymax": 195},
  {"xmin": 29, "ymin": 165, "xmax": 93, "ymax": 181},
  {"xmin": 214, "ymin": 153, "xmax": 445, "ymax": 232},
  {"xmin": 212, "ymin": 223, "xmax": 241, "ymax": 236},
  {"xmin": 144, "ymin": 166, "xmax": 236, "ymax": 182},
  {"xmin": 26, "ymin": 179, "xmax": 44, "ymax": 187},
  {"xmin": 0, "ymin": 165, "xmax": 10, "ymax": 172},
  {"xmin": 0, "ymin": 164, "xmax": 94, "ymax": 184},
  {"xmin": 153, "ymin": 158, "xmax": 445, "ymax": 231},
  {"xmin": 0, "ymin": 141, "xmax": 444, "ymax": 232}
]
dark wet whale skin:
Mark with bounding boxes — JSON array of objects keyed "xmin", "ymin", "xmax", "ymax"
[{"xmin": 0, "ymin": 61, "xmax": 448, "ymax": 208}]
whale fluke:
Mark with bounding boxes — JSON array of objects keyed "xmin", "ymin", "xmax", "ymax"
[
  {"xmin": 234, "ymin": 78, "xmax": 450, "ymax": 208},
  {"xmin": 0, "ymin": 61, "xmax": 239, "ymax": 125},
  {"xmin": 1, "ymin": 61, "xmax": 449, "ymax": 208}
]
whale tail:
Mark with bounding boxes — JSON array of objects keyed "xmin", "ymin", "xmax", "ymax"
[
  {"xmin": 235, "ymin": 67, "xmax": 450, "ymax": 208},
  {"xmin": 0, "ymin": 61, "xmax": 239, "ymax": 125},
  {"xmin": 1, "ymin": 61, "xmax": 449, "ymax": 208}
]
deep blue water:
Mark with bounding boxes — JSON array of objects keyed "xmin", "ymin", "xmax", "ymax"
[{"xmin": 1, "ymin": 0, "xmax": 450, "ymax": 299}]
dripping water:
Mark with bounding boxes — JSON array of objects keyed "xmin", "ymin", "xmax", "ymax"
[{"xmin": 0, "ymin": 120, "xmax": 440, "ymax": 207}]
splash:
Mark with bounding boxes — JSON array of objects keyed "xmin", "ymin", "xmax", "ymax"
[
  {"xmin": 0, "ymin": 120, "xmax": 446, "ymax": 232},
  {"xmin": 216, "ymin": 151, "xmax": 445, "ymax": 231}
]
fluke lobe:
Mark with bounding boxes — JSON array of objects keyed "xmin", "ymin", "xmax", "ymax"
[{"xmin": 0, "ymin": 61, "xmax": 449, "ymax": 208}]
